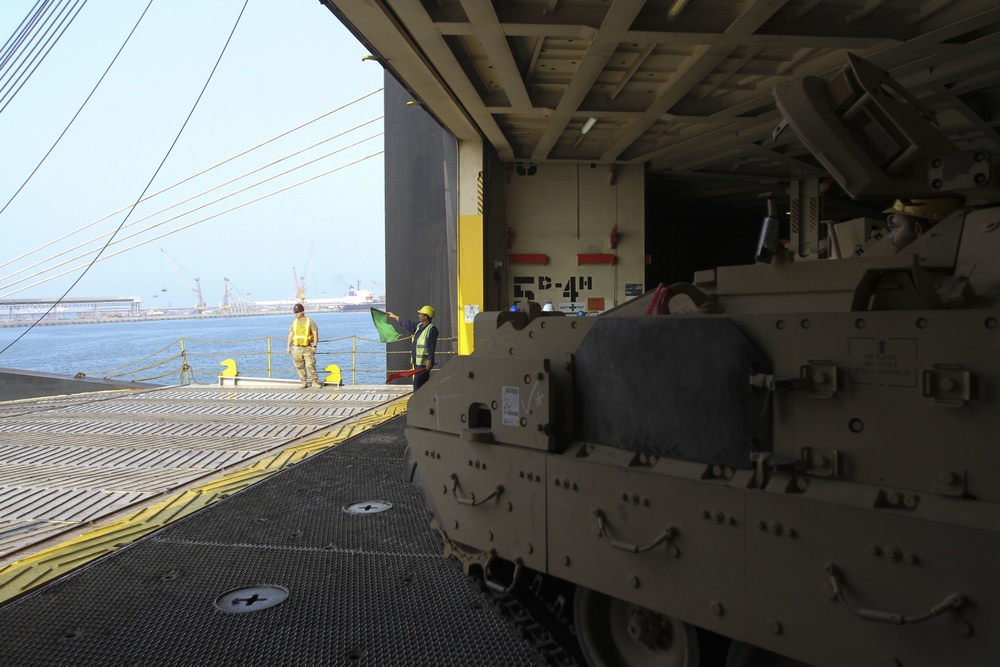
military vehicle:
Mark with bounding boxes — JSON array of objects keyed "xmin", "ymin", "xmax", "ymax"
[{"xmin": 403, "ymin": 54, "xmax": 999, "ymax": 666}]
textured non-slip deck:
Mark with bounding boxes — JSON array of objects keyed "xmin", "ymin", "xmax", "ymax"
[
  {"xmin": 0, "ymin": 384, "xmax": 411, "ymax": 562},
  {"xmin": 0, "ymin": 417, "xmax": 543, "ymax": 667}
]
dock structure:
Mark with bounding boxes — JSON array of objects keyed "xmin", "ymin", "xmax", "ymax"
[
  {"xmin": 0, "ymin": 384, "xmax": 549, "ymax": 666},
  {"xmin": 0, "ymin": 296, "xmax": 142, "ymax": 320}
]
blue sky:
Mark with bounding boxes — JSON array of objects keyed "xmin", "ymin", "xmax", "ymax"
[{"xmin": 0, "ymin": 0, "xmax": 385, "ymax": 307}]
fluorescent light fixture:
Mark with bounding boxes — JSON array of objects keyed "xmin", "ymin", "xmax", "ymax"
[
  {"xmin": 667, "ymin": 0, "xmax": 690, "ymax": 20},
  {"xmin": 581, "ymin": 117, "xmax": 598, "ymax": 135}
]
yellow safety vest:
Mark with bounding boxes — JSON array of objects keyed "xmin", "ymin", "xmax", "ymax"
[
  {"xmin": 414, "ymin": 323, "xmax": 436, "ymax": 367},
  {"xmin": 291, "ymin": 317, "xmax": 314, "ymax": 346}
]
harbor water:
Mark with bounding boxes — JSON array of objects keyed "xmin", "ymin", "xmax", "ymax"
[{"xmin": 0, "ymin": 311, "xmax": 402, "ymax": 385}]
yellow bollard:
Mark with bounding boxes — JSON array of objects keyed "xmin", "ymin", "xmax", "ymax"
[
  {"xmin": 324, "ymin": 364, "xmax": 343, "ymax": 386},
  {"xmin": 220, "ymin": 359, "xmax": 238, "ymax": 377}
]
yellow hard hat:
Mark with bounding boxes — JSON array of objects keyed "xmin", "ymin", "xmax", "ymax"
[
  {"xmin": 418, "ymin": 305, "xmax": 435, "ymax": 318},
  {"xmin": 883, "ymin": 198, "xmax": 961, "ymax": 222}
]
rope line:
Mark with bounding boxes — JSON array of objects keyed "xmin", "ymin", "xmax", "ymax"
[
  {"xmin": 74, "ymin": 334, "xmax": 458, "ymax": 384},
  {"xmin": 86, "ymin": 337, "xmax": 181, "ymax": 374}
]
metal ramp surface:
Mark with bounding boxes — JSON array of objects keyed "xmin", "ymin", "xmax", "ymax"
[
  {"xmin": 0, "ymin": 384, "xmax": 411, "ymax": 568},
  {"xmin": 0, "ymin": 417, "xmax": 543, "ymax": 666}
]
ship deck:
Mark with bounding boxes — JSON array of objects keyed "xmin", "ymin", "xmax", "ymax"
[
  {"xmin": 0, "ymin": 383, "xmax": 410, "ymax": 576},
  {"xmin": 0, "ymin": 383, "xmax": 546, "ymax": 665}
]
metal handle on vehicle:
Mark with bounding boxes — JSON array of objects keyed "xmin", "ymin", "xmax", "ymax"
[
  {"xmin": 483, "ymin": 550, "xmax": 523, "ymax": 594},
  {"xmin": 594, "ymin": 509, "xmax": 678, "ymax": 555},
  {"xmin": 825, "ymin": 562, "xmax": 965, "ymax": 624},
  {"xmin": 450, "ymin": 473, "xmax": 504, "ymax": 506}
]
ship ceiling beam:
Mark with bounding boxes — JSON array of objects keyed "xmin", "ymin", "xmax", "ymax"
[
  {"xmin": 693, "ymin": 45, "xmax": 765, "ymax": 102},
  {"xmin": 322, "ymin": 0, "xmax": 1000, "ymax": 213},
  {"xmin": 607, "ymin": 43, "xmax": 656, "ymax": 102},
  {"xmin": 642, "ymin": 26, "xmax": 1000, "ymax": 172},
  {"xmin": 845, "ymin": 0, "xmax": 891, "ymax": 24},
  {"xmin": 741, "ymin": 145, "xmax": 827, "ymax": 177},
  {"xmin": 321, "ymin": 0, "xmax": 513, "ymax": 157},
  {"xmin": 623, "ymin": 32, "xmax": 889, "ymax": 48},
  {"xmin": 790, "ymin": 0, "xmax": 823, "ymax": 20},
  {"xmin": 525, "ymin": 36, "xmax": 546, "ymax": 85},
  {"xmin": 905, "ymin": 0, "xmax": 959, "ymax": 25},
  {"xmin": 320, "ymin": 0, "xmax": 479, "ymax": 144},
  {"xmin": 929, "ymin": 84, "xmax": 1000, "ymax": 149},
  {"xmin": 529, "ymin": 0, "xmax": 647, "ymax": 163},
  {"xmin": 384, "ymin": 0, "xmax": 514, "ymax": 160},
  {"xmin": 426, "ymin": 4, "xmax": 912, "ymax": 41},
  {"xmin": 385, "ymin": 0, "xmax": 515, "ymax": 159},
  {"xmin": 620, "ymin": 19, "xmax": 1000, "ymax": 168},
  {"xmin": 647, "ymin": 118, "xmax": 784, "ymax": 173},
  {"xmin": 889, "ymin": 38, "xmax": 1000, "ymax": 89},
  {"xmin": 458, "ymin": 0, "xmax": 532, "ymax": 109},
  {"xmin": 436, "ymin": 22, "xmax": 599, "ymax": 40},
  {"xmin": 660, "ymin": 26, "xmax": 985, "ymax": 123},
  {"xmin": 600, "ymin": 0, "xmax": 790, "ymax": 165}
]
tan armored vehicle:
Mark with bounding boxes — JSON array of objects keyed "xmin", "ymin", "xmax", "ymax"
[{"xmin": 404, "ymin": 55, "xmax": 1000, "ymax": 666}]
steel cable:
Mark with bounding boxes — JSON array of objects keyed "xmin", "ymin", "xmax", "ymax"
[
  {"xmin": 0, "ymin": 90, "xmax": 382, "ymax": 270},
  {"xmin": 0, "ymin": 0, "xmax": 88, "ymax": 114},
  {"xmin": 0, "ymin": 150, "xmax": 384, "ymax": 298},
  {"xmin": 0, "ymin": 0, "xmax": 156, "ymax": 219},
  {"xmin": 0, "ymin": 131, "xmax": 383, "ymax": 288},
  {"xmin": 0, "ymin": 0, "xmax": 251, "ymax": 355},
  {"xmin": 0, "ymin": 0, "xmax": 49, "ymax": 75}
]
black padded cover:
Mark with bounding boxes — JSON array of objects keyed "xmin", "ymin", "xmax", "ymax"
[{"xmin": 574, "ymin": 317, "xmax": 771, "ymax": 469}]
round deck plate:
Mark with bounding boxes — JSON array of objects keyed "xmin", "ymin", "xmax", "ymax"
[
  {"xmin": 343, "ymin": 500, "xmax": 393, "ymax": 514},
  {"xmin": 215, "ymin": 585, "xmax": 289, "ymax": 613}
]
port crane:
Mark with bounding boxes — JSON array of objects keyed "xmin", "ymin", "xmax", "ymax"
[
  {"xmin": 222, "ymin": 278, "xmax": 249, "ymax": 311},
  {"xmin": 292, "ymin": 267, "xmax": 307, "ymax": 305},
  {"xmin": 291, "ymin": 246, "xmax": 315, "ymax": 305},
  {"xmin": 161, "ymin": 249, "xmax": 205, "ymax": 312}
]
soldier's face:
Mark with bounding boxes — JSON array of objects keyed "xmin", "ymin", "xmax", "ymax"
[{"xmin": 887, "ymin": 213, "xmax": 923, "ymax": 251}]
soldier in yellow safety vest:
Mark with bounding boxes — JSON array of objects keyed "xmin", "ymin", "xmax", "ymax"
[
  {"xmin": 286, "ymin": 303, "xmax": 319, "ymax": 388},
  {"xmin": 386, "ymin": 305, "xmax": 438, "ymax": 390}
]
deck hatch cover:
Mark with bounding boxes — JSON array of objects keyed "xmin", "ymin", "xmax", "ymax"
[
  {"xmin": 343, "ymin": 500, "xmax": 393, "ymax": 514},
  {"xmin": 215, "ymin": 585, "xmax": 290, "ymax": 613}
]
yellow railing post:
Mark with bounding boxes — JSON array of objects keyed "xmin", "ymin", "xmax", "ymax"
[
  {"xmin": 266, "ymin": 336, "xmax": 272, "ymax": 378},
  {"xmin": 89, "ymin": 331, "xmax": 471, "ymax": 386},
  {"xmin": 179, "ymin": 338, "xmax": 190, "ymax": 385}
]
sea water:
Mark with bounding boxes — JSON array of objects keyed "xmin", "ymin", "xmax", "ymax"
[{"xmin": 0, "ymin": 311, "xmax": 402, "ymax": 385}]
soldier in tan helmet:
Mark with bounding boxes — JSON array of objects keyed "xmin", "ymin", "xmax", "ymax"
[{"xmin": 884, "ymin": 198, "xmax": 962, "ymax": 251}]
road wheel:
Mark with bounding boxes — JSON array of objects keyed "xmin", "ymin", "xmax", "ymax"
[{"xmin": 574, "ymin": 586, "xmax": 699, "ymax": 667}]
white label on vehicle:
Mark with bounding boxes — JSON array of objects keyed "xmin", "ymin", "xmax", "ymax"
[
  {"xmin": 848, "ymin": 337, "xmax": 918, "ymax": 387},
  {"xmin": 502, "ymin": 386, "xmax": 519, "ymax": 426}
]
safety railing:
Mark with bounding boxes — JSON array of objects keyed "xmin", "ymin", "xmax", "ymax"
[{"xmin": 79, "ymin": 334, "xmax": 457, "ymax": 386}]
